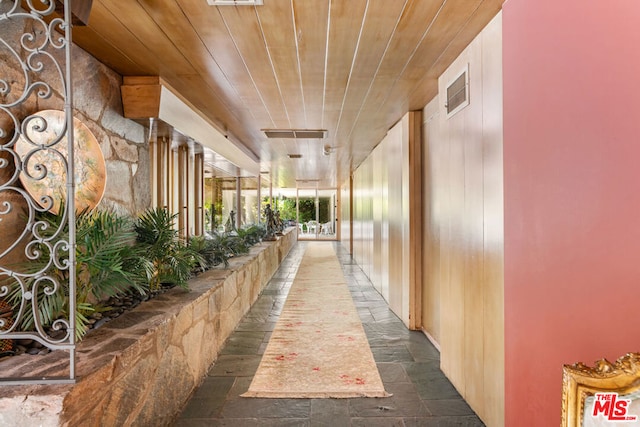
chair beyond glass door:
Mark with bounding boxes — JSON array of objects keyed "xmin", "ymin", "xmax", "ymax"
[
  {"xmin": 317, "ymin": 189, "xmax": 336, "ymax": 241},
  {"xmin": 296, "ymin": 188, "xmax": 336, "ymax": 241},
  {"xmin": 297, "ymin": 188, "xmax": 317, "ymax": 240}
]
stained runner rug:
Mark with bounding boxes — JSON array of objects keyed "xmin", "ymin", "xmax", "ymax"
[{"xmin": 242, "ymin": 242, "xmax": 390, "ymax": 398}]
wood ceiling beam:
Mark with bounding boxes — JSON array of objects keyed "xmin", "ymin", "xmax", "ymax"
[
  {"xmin": 121, "ymin": 76, "xmax": 162, "ymax": 119},
  {"xmin": 121, "ymin": 76, "xmax": 260, "ymax": 176}
]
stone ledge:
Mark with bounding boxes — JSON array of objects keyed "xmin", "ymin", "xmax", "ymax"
[{"xmin": 0, "ymin": 229, "xmax": 297, "ymax": 427}]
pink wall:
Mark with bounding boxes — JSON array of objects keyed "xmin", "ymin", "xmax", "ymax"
[{"xmin": 503, "ymin": 1, "xmax": 640, "ymax": 424}]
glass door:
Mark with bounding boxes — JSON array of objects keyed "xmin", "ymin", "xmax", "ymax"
[
  {"xmin": 317, "ymin": 189, "xmax": 337, "ymax": 240},
  {"xmin": 296, "ymin": 188, "xmax": 337, "ymax": 240},
  {"xmin": 297, "ymin": 188, "xmax": 317, "ymax": 240}
]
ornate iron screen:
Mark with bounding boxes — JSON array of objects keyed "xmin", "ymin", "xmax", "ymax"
[{"xmin": 0, "ymin": 0, "xmax": 77, "ymax": 384}]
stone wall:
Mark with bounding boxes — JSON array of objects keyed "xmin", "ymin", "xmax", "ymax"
[
  {"xmin": 75, "ymin": 47, "xmax": 151, "ymax": 215},
  {"xmin": 0, "ymin": 17, "xmax": 150, "ymax": 216},
  {"xmin": 0, "ymin": 229, "xmax": 297, "ymax": 426}
]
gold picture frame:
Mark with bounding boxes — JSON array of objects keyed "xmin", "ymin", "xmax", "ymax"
[{"xmin": 562, "ymin": 352, "xmax": 640, "ymax": 426}]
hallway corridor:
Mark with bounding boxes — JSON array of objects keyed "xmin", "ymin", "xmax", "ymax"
[{"xmin": 174, "ymin": 242, "xmax": 484, "ymax": 426}]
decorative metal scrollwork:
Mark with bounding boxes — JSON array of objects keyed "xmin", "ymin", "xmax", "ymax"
[{"xmin": 0, "ymin": 0, "xmax": 76, "ymax": 384}]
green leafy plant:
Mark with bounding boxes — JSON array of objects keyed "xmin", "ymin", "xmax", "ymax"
[
  {"xmin": 7, "ymin": 207, "xmax": 269, "ymax": 342},
  {"xmin": 236, "ymin": 223, "xmax": 266, "ymax": 246},
  {"xmin": 188, "ymin": 234, "xmax": 225, "ymax": 269},
  {"xmin": 221, "ymin": 233, "xmax": 249, "ymax": 257},
  {"xmin": 76, "ymin": 210, "xmax": 151, "ymax": 299},
  {"xmin": 206, "ymin": 233, "xmax": 245, "ymax": 268},
  {"xmin": 8, "ymin": 208, "xmax": 151, "ymax": 340},
  {"xmin": 190, "ymin": 224, "xmax": 265, "ymax": 270},
  {"xmin": 135, "ymin": 207, "xmax": 203, "ymax": 290}
]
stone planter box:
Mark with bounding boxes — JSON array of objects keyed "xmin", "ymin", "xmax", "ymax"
[{"xmin": 0, "ymin": 229, "xmax": 297, "ymax": 426}]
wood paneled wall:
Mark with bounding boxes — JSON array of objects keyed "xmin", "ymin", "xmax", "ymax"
[
  {"xmin": 349, "ymin": 112, "xmax": 421, "ymax": 327},
  {"xmin": 345, "ymin": 13, "xmax": 504, "ymax": 425},
  {"xmin": 387, "ymin": 121, "xmax": 405, "ymax": 324},
  {"xmin": 421, "ymin": 13, "xmax": 504, "ymax": 426},
  {"xmin": 340, "ymin": 177, "xmax": 352, "ymax": 253}
]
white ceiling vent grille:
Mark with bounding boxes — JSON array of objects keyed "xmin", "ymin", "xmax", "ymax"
[
  {"xmin": 207, "ymin": 0, "xmax": 263, "ymax": 6},
  {"xmin": 446, "ymin": 64, "xmax": 469, "ymax": 118},
  {"xmin": 263, "ymin": 129, "xmax": 328, "ymax": 139}
]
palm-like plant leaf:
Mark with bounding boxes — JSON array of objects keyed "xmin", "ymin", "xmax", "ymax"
[
  {"xmin": 9, "ymin": 208, "xmax": 152, "ymax": 340},
  {"xmin": 76, "ymin": 211, "xmax": 149, "ymax": 298},
  {"xmin": 135, "ymin": 207, "xmax": 202, "ymax": 290}
]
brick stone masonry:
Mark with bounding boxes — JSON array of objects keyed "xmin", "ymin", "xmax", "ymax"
[{"xmin": 0, "ymin": 229, "xmax": 296, "ymax": 427}]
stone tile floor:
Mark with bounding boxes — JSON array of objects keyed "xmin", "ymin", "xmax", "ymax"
[{"xmin": 174, "ymin": 242, "xmax": 485, "ymax": 426}]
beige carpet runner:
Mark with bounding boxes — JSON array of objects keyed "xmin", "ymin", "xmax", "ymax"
[{"xmin": 242, "ymin": 242, "xmax": 390, "ymax": 398}]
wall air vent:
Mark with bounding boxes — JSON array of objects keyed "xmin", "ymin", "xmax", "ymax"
[
  {"xmin": 288, "ymin": 154, "xmax": 302, "ymax": 159},
  {"xmin": 263, "ymin": 129, "xmax": 328, "ymax": 139},
  {"xmin": 446, "ymin": 64, "xmax": 469, "ymax": 118},
  {"xmin": 207, "ymin": 0, "xmax": 263, "ymax": 5}
]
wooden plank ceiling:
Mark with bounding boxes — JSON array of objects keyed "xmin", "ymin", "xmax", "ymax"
[{"xmin": 73, "ymin": 0, "xmax": 504, "ymax": 188}]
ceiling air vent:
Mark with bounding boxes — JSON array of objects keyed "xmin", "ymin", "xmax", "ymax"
[
  {"xmin": 207, "ymin": 0, "xmax": 263, "ymax": 5},
  {"xmin": 288, "ymin": 154, "xmax": 302, "ymax": 159},
  {"xmin": 446, "ymin": 65, "xmax": 469, "ymax": 117},
  {"xmin": 263, "ymin": 129, "xmax": 328, "ymax": 139},
  {"xmin": 264, "ymin": 130, "xmax": 296, "ymax": 138}
]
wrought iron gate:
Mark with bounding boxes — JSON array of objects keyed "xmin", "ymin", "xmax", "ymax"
[{"xmin": 0, "ymin": 0, "xmax": 77, "ymax": 384}]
